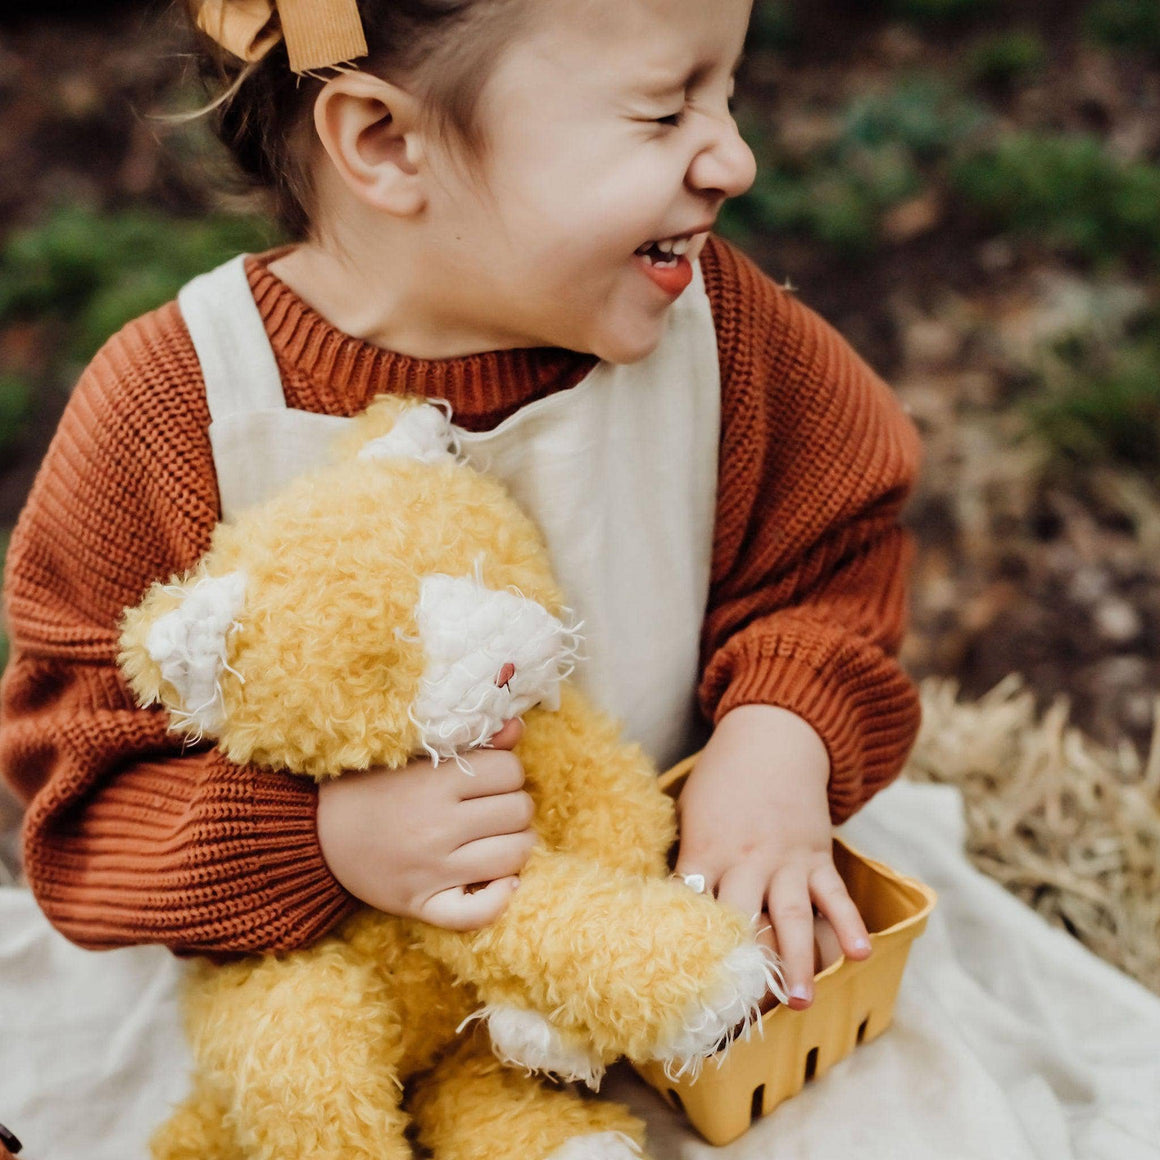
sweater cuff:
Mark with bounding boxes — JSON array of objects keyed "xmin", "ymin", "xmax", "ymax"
[
  {"xmin": 27, "ymin": 752, "xmax": 358, "ymax": 956},
  {"xmin": 708, "ymin": 645, "xmax": 921, "ymax": 825},
  {"xmin": 241, "ymin": 766, "xmax": 360, "ymax": 951}
]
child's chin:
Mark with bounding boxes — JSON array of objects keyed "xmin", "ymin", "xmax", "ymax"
[{"xmin": 589, "ymin": 322, "xmax": 665, "ymax": 366}]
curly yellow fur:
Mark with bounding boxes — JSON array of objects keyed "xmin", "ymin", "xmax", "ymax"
[{"xmin": 121, "ymin": 396, "xmax": 770, "ymax": 1160}]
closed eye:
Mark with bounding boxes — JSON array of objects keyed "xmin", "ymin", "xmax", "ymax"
[{"xmin": 655, "ymin": 111, "xmax": 683, "ymax": 127}]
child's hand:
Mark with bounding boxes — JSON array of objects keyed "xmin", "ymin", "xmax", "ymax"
[
  {"xmin": 674, "ymin": 705, "xmax": 872, "ymax": 1009},
  {"xmin": 317, "ymin": 719, "xmax": 536, "ymax": 931}
]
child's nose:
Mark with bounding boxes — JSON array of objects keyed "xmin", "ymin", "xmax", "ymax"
[{"xmin": 687, "ymin": 118, "xmax": 757, "ymax": 201}]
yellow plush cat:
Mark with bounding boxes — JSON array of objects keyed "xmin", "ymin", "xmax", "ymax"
[{"xmin": 119, "ymin": 396, "xmax": 783, "ymax": 1160}]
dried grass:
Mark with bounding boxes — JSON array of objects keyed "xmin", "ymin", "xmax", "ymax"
[{"xmin": 908, "ymin": 675, "xmax": 1160, "ymax": 994}]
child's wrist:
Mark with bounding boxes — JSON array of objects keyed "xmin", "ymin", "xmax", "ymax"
[{"xmin": 713, "ymin": 703, "xmax": 831, "ymax": 786}]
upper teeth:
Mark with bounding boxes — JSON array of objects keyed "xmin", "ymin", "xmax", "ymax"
[{"xmin": 655, "ymin": 237, "xmax": 691, "ymax": 256}]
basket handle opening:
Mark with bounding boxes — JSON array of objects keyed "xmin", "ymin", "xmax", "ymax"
[{"xmin": 750, "ymin": 1084, "xmax": 765, "ymax": 1123}]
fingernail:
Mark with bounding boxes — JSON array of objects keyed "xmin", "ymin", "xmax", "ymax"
[
  {"xmin": 790, "ymin": 984, "xmax": 813, "ymax": 1004},
  {"xmin": 854, "ymin": 937, "xmax": 871, "ymax": 954},
  {"xmin": 510, "ymin": 878, "xmax": 520, "ymax": 891}
]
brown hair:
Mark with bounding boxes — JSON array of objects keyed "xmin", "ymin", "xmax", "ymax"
[{"xmin": 182, "ymin": 0, "xmax": 528, "ymax": 240}]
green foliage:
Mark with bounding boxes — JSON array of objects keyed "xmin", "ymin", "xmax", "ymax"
[
  {"xmin": 952, "ymin": 134, "xmax": 1160, "ymax": 264},
  {"xmin": 845, "ymin": 76, "xmax": 989, "ymax": 162},
  {"xmin": 0, "ymin": 375, "xmax": 32, "ymax": 458},
  {"xmin": 729, "ymin": 77, "xmax": 986, "ymax": 255},
  {"xmin": 1086, "ymin": 0, "xmax": 1160, "ymax": 53},
  {"xmin": 965, "ymin": 30, "xmax": 1048, "ymax": 87},
  {"xmin": 1029, "ymin": 320, "xmax": 1160, "ymax": 471},
  {"xmin": 890, "ymin": 0, "xmax": 997, "ymax": 25},
  {"xmin": 730, "ymin": 151, "xmax": 917, "ymax": 257},
  {"xmin": 0, "ymin": 205, "xmax": 284, "ymax": 364},
  {"xmin": 747, "ymin": 0, "xmax": 796, "ymax": 51},
  {"xmin": 741, "ymin": 168, "xmax": 884, "ymax": 255}
]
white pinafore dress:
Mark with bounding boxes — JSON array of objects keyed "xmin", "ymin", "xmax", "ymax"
[{"xmin": 177, "ymin": 255, "xmax": 722, "ymax": 771}]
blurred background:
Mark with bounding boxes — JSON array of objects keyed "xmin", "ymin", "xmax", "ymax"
[{"xmin": 0, "ymin": 1, "xmax": 1157, "ymax": 983}]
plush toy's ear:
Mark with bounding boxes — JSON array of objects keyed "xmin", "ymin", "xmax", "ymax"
[
  {"xmin": 118, "ymin": 570, "xmax": 247, "ymax": 738},
  {"xmin": 330, "ymin": 395, "xmax": 460, "ymax": 466}
]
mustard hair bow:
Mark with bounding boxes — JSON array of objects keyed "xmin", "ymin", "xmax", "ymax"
[{"xmin": 197, "ymin": 0, "xmax": 368, "ymax": 74}]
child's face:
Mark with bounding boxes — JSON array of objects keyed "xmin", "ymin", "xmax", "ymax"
[{"xmin": 422, "ymin": 0, "xmax": 756, "ymax": 363}]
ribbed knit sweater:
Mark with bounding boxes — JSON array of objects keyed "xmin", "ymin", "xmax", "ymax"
[{"xmin": 0, "ymin": 235, "xmax": 922, "ymax": 956}]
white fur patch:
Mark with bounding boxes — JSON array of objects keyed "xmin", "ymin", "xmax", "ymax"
[
  {"xmin": 145, "ymin": 571, "xmax": 247, "ymax": 737},
  {"xmin": 462, "ymin": 1005, "xmax": 605, "ymax": 1090},
  {"xmin": 412, "ymin": 574, "xmax": 581, "ymax": 763},
  {"xmin": 545, "ymin": 1132, "xmax": 642, "ymax": 1160},
  {"xmin": 650, "ymin": 943, "xmax": 788, "ymax": 1081},
  {"xmin": 358, "ymin": 402, "xmax": 459, "ymax": 465}
]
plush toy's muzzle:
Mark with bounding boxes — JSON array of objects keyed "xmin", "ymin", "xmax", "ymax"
[{"xmin": 411, "ymin": 572, "xmax": 582, "ymax": 764}]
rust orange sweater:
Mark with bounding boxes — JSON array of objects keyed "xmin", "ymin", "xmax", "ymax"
[{"xmin": 0, "ymin": 236, "xmax": 922, "ymax": 956}]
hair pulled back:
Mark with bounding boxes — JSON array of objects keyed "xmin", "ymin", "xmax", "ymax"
[{"xmin": 183, "ymin": 0, "xmax": 526, "ymax": 240}]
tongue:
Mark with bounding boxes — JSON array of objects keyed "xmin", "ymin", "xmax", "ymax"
[{"xmin": 639, "ymin": 253, "xmax": 693, "ymax": 296}]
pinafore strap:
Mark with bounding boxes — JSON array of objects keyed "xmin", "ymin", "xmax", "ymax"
[
  {"xmin": 178, "ymin": 255, "xmax": 352, "ymax": 522},
  {"xmin": 176, "ymin": 253, "xmax": 720, "ymax": 767},
  {"xmin": 177, "ymin": 254, "xmax": 286, "ymax": 420}
]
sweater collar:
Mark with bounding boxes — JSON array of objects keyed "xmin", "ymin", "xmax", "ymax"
[{"xmin": 243, "ymin": 247, "xmax": 599, "ymax": 429}]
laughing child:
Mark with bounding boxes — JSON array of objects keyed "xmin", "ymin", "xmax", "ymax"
[{"xmin": 1, "ymin": 0, "xmax": 921, "ymax": 1044}]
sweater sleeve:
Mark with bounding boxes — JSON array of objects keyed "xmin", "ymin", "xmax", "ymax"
[
  {"xmin": 0, "ymin": 305, "xmax": 355, "ymax": 954},
  {"xmin": 697, "ymin": 237, "xmax": 923, "ymax": 824}
]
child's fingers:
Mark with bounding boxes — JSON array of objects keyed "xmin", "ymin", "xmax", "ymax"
[
  {"xmin": 760, "ymin": 912, "xmax": 844, "ymax": 974},
  {"xmin": 421, "ymin": 877, "xmax": 521, "ymax": 930},
  {"xmin": 457, "ymin": 749, "xmax": 526, "ymax": 798},
  {"xmin": 813, "ymin": 913, "xmax": 844, "ymax": 971},
  {"xmin": 672, "ymin": 796, "xmax": 728, "ymax": 889},
  {"xmin": 447, "ymin": 831, "xmax": 537, "ymax": 885},
  {"xmin": 808, "ymin": 864, "xmax": 872, "ymax": 960},
  {"xmin": 714, "ymin": 862, "xmax": 766, "ymax": 926},
  {"xmin": 671, "ymin": 855, "xmax": 725, "ymax": 898},
  {"xmin": 481, "ymin": 717, "xmax": 524, "ymax": 751},
  {"xmin": 751, "ymin": 913, "xmax": 784, "ymax": 1014},
  {"xmin": 454, "ymin": 790, "xmax": 536, "ymax": 844},
  {"xmin": 767, "ymin": 867, "xmax": 817, "ymax": 1009}
]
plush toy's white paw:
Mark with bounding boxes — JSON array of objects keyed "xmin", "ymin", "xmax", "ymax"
[
  {"xmin": 650, "ymin": 943, "xmax": 786, "ymax": 1080},
  {"xmin": 545, "ymin": 1131, "xmax": 642, "ymax": 1160},
  {"xmin": 469, "ymin": 1005, "xmax": 605, "ymax": 1089}
]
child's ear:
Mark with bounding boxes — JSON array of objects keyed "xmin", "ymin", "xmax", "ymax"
[
  {"xmin": 118, "ymin": 571, "xmax": 247, "ymax": 737},
  {"xmin": 312, "ymin": 71, "xmax": 428, "ymax": 218}
]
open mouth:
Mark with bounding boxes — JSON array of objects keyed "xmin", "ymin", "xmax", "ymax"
[{"xmin": 634, "ymin": 237, "xmax": 693, "ymax": 268}]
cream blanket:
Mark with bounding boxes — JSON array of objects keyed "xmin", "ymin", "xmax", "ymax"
[{"xmin": 2, "ymin": 779, "xmax": 1159, "ymax": 1159}]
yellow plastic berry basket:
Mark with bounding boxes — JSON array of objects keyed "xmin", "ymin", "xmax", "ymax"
[{"xmin": 632, "ymin": 755, "xmax": 937, "ymax": 1147}]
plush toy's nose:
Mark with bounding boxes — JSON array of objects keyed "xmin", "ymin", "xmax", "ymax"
[{"xmin": 495, "ymin": 662, "xmax": 516, "ymax": 689}]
